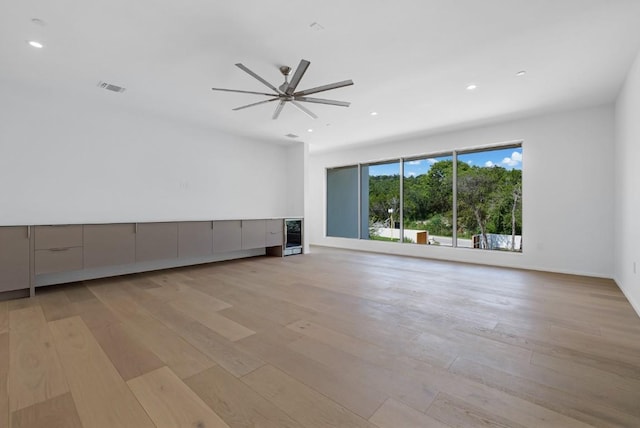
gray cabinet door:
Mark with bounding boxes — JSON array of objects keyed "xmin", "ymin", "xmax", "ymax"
[
  {"xmin": 84, "ymin": 224, "xmax": 136, "ymax": 268},
  {"xmin": 135, "ymin": 222, "xmax": 178, "ymax": 262},
  {"xmin": 265, "ymin": 219, "xmax": 283, "ymax": 247},
  {"xmin": 0, "ymin": 227, "xmax": 30, "ymax": 292},
  {"xmin": 213, "ymin": 220, "xmax": 242, "ymax": 253},
  {"xmin": 242, "ymin": 220, "xmax": 266, "ymax": 250},
  {"xmin": 178, "ymin": 221, "xmax": 213, "ymax": 259}
]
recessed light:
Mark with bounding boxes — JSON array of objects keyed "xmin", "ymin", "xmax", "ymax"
[
  {"xmin": 370, "ymin": 111, "xmax": 378, "ymax": 116},
  {"xmin": 307, "ymin": 128, "xmax": 314, "ymax": 133},
  {"xmin": 27, "ymin": 40, "xmax": 43, "ymax": 49},
  {"xmin": 516, "ymin": 70, "xmax": 527, "ymax": 77},
  {"xmin": 466, "ymin": 84, "xmax": 477, "ymax": 91}
]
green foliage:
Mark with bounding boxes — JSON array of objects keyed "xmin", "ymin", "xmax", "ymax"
[
  {"xmin": 367, "ymin": 159, "xmax": 522, "ymax": 248},
  {"xmin": 368, "ymin": 174, "xmax": 400, "ymax": 223}
]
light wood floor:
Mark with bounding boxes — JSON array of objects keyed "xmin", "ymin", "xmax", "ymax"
[{"xmin": 2, "ymin": 246, "xmax": 640, "ymax": 427}]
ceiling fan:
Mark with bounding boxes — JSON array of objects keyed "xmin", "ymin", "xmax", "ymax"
[{"xmin": 211, "ymin": 59, "xmax": 354, "ymax": 120}]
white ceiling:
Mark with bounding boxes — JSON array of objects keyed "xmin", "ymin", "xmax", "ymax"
[{"xmin": 2, "ymin": 0, "xmax": 640, "ymax": 152}]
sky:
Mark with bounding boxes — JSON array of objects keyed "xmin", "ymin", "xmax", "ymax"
[{"xmin": 368, "ymin": 147, "xmax": 523, "ymax": 177}]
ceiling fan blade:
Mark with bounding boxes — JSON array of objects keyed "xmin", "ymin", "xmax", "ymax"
[
  {"xmin": 272, "ymin": 100, "xmax": 286, "ymax": 120},
  {"xmin": 235, "ymin": 63, "xmax": 283, "ymax": 94},
  {"xmin": 285, "ymin": 59, "xmax": 311, "ymax": 96},
  {"xmin": 212, "ymin": 87, "xmax": 278, "ymax": 97},
  {"xmin": 294, "ymin": 96, "xmax": 350, "ymax": 107},
  {"xmin": 291, "ymin": 101, "xmax": 318, "ymax": 119},
  {"xmin": 294, "ymin": 79, "xmax": 354, "ymax": 96},
  {"xmin": 232, "ymin": 97, "xmax": 280, "ymax": 111}
]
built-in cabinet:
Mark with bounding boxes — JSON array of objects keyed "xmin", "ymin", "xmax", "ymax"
[
  {"xmin": 34, "ymin": 225, "xmax": 83, "ymax": 275},
  {"xmin": 242, "ymin": 220, "xmax": 266, "ymax": 250},
  {"xmin": 84, "ymin": 223, "xmax": 136, "ymax": 268},
  {"xmin": 266, "ymin": 219, "xmax": 284, "ymax": 247},
  {"xmin": 178, "ymin": 221, "xmax": 213, "ymax": 259},
  {"xmin": 0, "ymin": 226, "xmax": 30, "ymax": 292},
  {"xmin": 0, "ymin": 218, "xmax": 294, "ymax": 298},
  {"xmin": 135, "ymin": 222, "xmax": 178, "ymax": 262},
  {"xmin": 213, "ymin": 220, "xmax": 242, "ymax": 253}
]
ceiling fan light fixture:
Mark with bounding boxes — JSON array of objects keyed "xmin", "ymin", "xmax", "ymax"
[{"xmin": 212, "ymin": 59, "xmax": 353, "ymax": 120}]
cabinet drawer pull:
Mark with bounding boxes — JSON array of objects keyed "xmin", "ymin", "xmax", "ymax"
[{"xmin": 49, "ymin": 247, "xmax": 71, "ymax": 252}]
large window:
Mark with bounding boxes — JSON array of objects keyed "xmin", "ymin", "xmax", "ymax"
[
  {"xmin": 457, "ymin": 147, "xmax": 522, "ymax": 251},
  {"xmin": 362, "ymin": 161, "xmax": 400, "ymax": 241},
  {"xmin": 326, "ymin": 143, "xmax": 523, "ymax": 252},
  {"xmin": 403, "ymin": 155, "xmax": 454, "ymax": 246}
]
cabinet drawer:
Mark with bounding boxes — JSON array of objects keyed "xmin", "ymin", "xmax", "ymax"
[
  {"xmin": 35, "ymin": 225, "xmax": 83, "ymax": 250},
  {"xmin": 266, "ymin": 219, "xmax": 283, "ymax": 247},
  {"xmin": 35, "ymin": 247, "xmax": 83, "ymax": 275}
]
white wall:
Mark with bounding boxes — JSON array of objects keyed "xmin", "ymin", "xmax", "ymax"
[
  {"xmin": 614, "ymin": 49, "xmax": 640, "ymax": 315},
  {"xmin": 309, "ymin": 105, "xmax": 615, "ymax": 278},
  {"xmin": 0, "ymin": 81, "xmax": 291, "ymax": 225},
  {"xmin": 285, "ymin": 143, "xmax": 306, "ymax": 217}
]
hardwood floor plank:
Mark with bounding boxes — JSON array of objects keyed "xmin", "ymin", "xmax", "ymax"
[
  {"xmin": 123, "ymin": 318, "xmax": 216, "ymax": 380},
  {"xmin": 185, "ymin": 365, "xmax": 304, "ymax": 428},
  {"xmin": 48, "ymin": 316, "xmax": 154, "ymax": 427},
  {"xmin": 242, "ymin": 364, "xmax": 376, "ymax": 428},
  {"xmin": 427, "ymin": 392, "xmax": 526, "ymax": 428},
  {"xmin": 127, "ymin": 366, "xmax": 230, "ymax": 428},
  {"xmin": 37, "ymin": 288, "xmax": 77, "ymax": 322},
  {"xmin": 238, "ymin": 328, "xmax": 387, "ymax": 419},
  {"xmin": 63, "ymin": 284, "xmax": 98, "ymax": 303},
  {"xmin": 178, "ymin": 320, "xmax": 264, "ymax": 377},
  {"xmin": 92, "ymin": 284, "xmax": 217, "ymax": 378},
  {"xmin": 286, "ymin": 336, "xmax": 438, "ymax": 413},
  {"xmin": 150, "ymin": 283, "xmax": 255, "ymax": 341},
  {"xmin": 176, "ymin": 309, "xmax": 255, "ymax": 342},
  {"xmin": 492, "ymin": 322, "xmax": 640, "ymax": 380},
  {"xmin": 8, "ymin": 306, "xmax": 68, "ymax": 412},
  {"xmin": 146, "ymin": 282, "xmax": 232, "ymax": 311},
  {"xmin": 10, "ymin": 392, "xmax": 82, "ymax": 428},
  {"xmin": 72, "ymin": 298, "xmax": 121, "ymax": 330},
  {"xmin": 410, "ymin": 359, "xmax": 593, "ymax": 428},
  {"xmin": 89, "ymin": 321, "xmax": 165, "ymax": 381},
  {"xmin": 1, "ymin": 333, "xmax": 9, "ymax": 428},
  {"xmin": 6, "ymin": 298, "xmax": 39, "ymax": 312},
  {"xmin": 369, "ymin": 398, "xmax": 452, "ymax": 428},
  {"xmin": 193, "ymin": 279, "xmax": 317, "ymax": 326},
  {"xmin": 450, "ymin": 356, "xmax": 640, "ymax": 427},
  {"xmin": 0, "ymin": 301, "xmax": 8, "ymax": 334},
  {"xmin": 90, "ymin": 288, "xmax": 158, "ymax": 327}
]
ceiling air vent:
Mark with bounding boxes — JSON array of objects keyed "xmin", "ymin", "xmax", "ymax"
[
  {"xmin": 285, "ymin": 133, "xmax": 299, "ymax": 139},
  {"xmin": 97, "ymin": 81, "xmax": 126, "ymax": 93}
]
